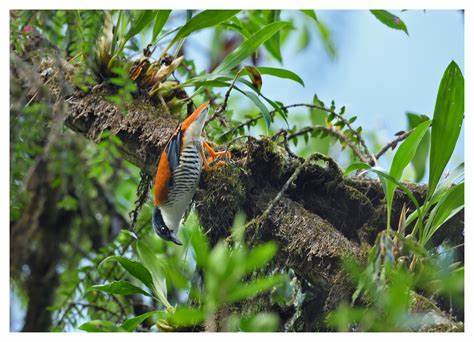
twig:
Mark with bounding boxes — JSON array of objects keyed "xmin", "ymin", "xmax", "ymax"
[
  {"xmin": 24, "ymin": 52, "xmax": 83, "ymax": 108},
  {"xmin": 204, "ymin": 68, "xmax": 243, "ymax": 128},
  {"xmin": 54, "ymin": 221, "xmax": 148, "ymax": 329},
  {"xmin": 374, "ymin": 129, "xmax": 413, "ymax": 162},
  {"xmin": 221, "ymin": 103, "xmax": 374, "ymax": 164},
  {"xmin": 245, "ymin": 152, "xmax": 325, "ymax": 230},
  {"xmin": 273, "ymin": 125, "xmax": 368, "ymax": 164},
  {"xmin": 110, "ymin": 294, "xmax": 129, "ymax": 318},
  {"xmin": 71, "ymin": 302, "xmax": 123, "ymax": 319}
]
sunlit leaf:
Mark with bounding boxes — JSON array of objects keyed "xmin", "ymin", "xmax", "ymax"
[
  {"xmin": 429, "ymin": 61, "xmax": 464, "ymax": 196},
  {"xmin": 166, "ymin": 307, "xmax": 205, "ymax": 327},
  {"xmin": 228, "ymin": 275, "xmax": 283, "ymax": 303},
  {"xmin": 384, "ymin": 120, "xmax": 431, "ymax": 227},
  {"xmin": 79, "ymin": 320, "xmax": 125, "ymax": 332},
  {"xmin": 244, "ymin": 242, "xmax": 277, "ymax": 274},
  {"xmin": 100, "ymin": 255, "xmax": 153, "ymax": 290},
  {"xmin": 89, "ymin": 280, "xmax": 151, "ymax": 296},
  {"xmin": 136, "ymin": 240, "xmax": 171, "ymax": 308},
  {"xmin": 239, "ymin": 313, "xmax": 279, "ymax": 332},
  {"xmin": 121, "ymin": 311, "xmax": 163, "ymax": 332},
  {"xmin": 188, "ymin": 225, "xmax": 210, "ymax": 268}
]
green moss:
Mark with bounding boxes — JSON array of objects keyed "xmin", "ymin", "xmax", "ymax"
[{"xmin": 195, "ymin": 164, "xmax": 246, "ymax": 244}]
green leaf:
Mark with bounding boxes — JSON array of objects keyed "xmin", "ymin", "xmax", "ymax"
[
  {"xmin": 152, "ymin": 10, "xmax": 172, "ymax": 42},
  {"xmin": 111, "ymin": 10, "xmax": 125, "ymax": 54},
  {"xmin": 303, "ymin": 11, "xmax": 336, "ymax": 59},
  {"xmin": 241, "ymin": 90, "xmax": 271, "ymax": 130},
  {"xmin": 89, "ymin": 281, "xmax": 151, "ymax": 296},
  {"xmin": 406, "ymin": 113, "xmax": 431, "ymax": 182},
  {"xmin": 370, "ymin": 10, "xmax": 409, "ymax": 35},
  {"xmin": 100, "ymin": 256, "xmax": 153, "ymax": 290},
  {"xmin": 136, "ymin": 240, "xmax": 171, "ymax": 308},
  {"xmin": 223, "ymin": 17, "xmax": 252, "ymax": 39},
  {"xmin": 389, "ymin": 120, "xmax": 431, "ymax": 181},
  {"xmin": 301, "ymin": 10, "xmax": 318, "ymax": 22},
  {"xmin": 254, "ymin": 66, "xmax": 305, "ymax": 86},
  {"xmin": 264, "ymin": 10, "xmax": 283, "ymax": 62},
  {"xmin": 188, "ymin": 225, "xmax": 210, "ymax": 267},
  {"xmin": 429, "ymin": 61, "xmax": 464, "ymax": 196},
  {"xmin": 244, "ymin": 242, "xmax": 277, "ymax": 274},
  {"xmin": 423, "ymin": 182, "xmax": 464, "ymax": 245},
  {"xmin": 170, "ymin": 10, "xmax": 240, "ymax": 46},
  {"xmin": 125, "ymin": 10, "xmax": 156, "ymax": 42},
  {"xmin": 239, "ymin": 313, "xmax": 279, "ymax": 332},
  {"xmin": 121, "ymin": 311, "xmax": 163, "ymax": 332},
  {"xmin": 166, "ymin": 307, "xmax": 205, "ymax": 327},
  {"xmin": 235, "ymin": 78, "xmax": 287, "ymax": 127},
  {"xmin": 79, "ymin": 320, "xmax": 125, "ymax": 332},
  {"xmin": 214, "ymin": 21, "xmax": 290, "ymax": 74},
  {"xmin": 382, "ymin": 120, "xmax": 431, "ymax": 227},
  {"xmin": 228, "ymin": 275, "xmax": 283, "ymax": 303}
]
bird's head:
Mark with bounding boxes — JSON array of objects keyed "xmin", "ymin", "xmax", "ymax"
[
  {"xmin": 181, "ymin": 101, "xmax": 209, "ymax": 142},
  {"xmin": 152, "ymin": 206, "xmax": 182, "ymax": 245}
]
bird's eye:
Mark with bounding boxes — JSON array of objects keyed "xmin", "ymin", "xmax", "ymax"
[{"xmin": 160, "ymin": 226, "xmax": 168, "ymax": 234}]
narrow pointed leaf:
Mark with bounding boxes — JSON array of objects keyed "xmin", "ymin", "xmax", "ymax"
[
  {"xmin": 241, "ymin": 90, "xmax": 271, "ymax": 130},
  {"xmin": 255, "ymin": 66, "xmax": 305, "ymax": 86},
  {"xmin": 125, "ymin": 10, "xmax": 156, "ymax": 42},
  {"xmin": 152, "ymin": 10, "xmax": 172, "ymax": 42},
  {"xmin": 406, "ymin": 112, "xmax": 431, "ymax": 182},
  {"xmin": 228, "ymin": 275, "xmax": 283, "ymax": 303},
  {"xmin": 423, "ymin": 182, "xmax": 464, "ymax": 245},
  {"xmin": 100, "ymin": 256, "xmax": 153, "ymax": 290},
  {"xmin": 121, "ymin": 311, "xmax": 163, "ymax": 331},
  {"xmin": 170, "ymin": 10, "xmax": 240, "ymax": 46},
  {"xmin": 136, "ymin": 240, "xmax": 171, "ymax": 308},
  {"xmin": 79, "ymin": 320, "xmax": 124, "ymax": 332},
  {"xmin": 214, "ymin": 21, "xmax": 290, "ymax": 74},
  {"xmin": 429, "ymin": 61, "xmax": 464, "ymax": 196},
  {"xmin": 89, "ymin": 281, "xmax": 151, "ymax": 296}
]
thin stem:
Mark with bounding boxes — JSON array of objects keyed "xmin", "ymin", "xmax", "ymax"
[
  {"xmin": 204, "ymin": 68, "xmax": 244, "ymax": 128},
  {"xmin": 221, "ymin": 103, "xmax": 373, "ymax": 164},
  {"xmin": 374, "ymin": 129, "xmax": 413, "ymax": 162}
]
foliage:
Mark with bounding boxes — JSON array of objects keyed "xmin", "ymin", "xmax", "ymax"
[
  {"xmin": 78, "ymin": 213, "xmax": 284, "ymax": 332},
  {"xmin": 336, "ymin": 60, "xmax": 464, "ymax": 331},
  {"xmin": 10, "ymin": 9, "xmax": 464, "ymax": 333}
]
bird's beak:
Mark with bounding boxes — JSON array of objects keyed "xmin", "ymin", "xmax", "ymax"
[{"xmin": 169, "ymin": 231, "xmax": 183, "ymax": 246}]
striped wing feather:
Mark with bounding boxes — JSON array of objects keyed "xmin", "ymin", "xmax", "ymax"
[{"xmin": 153, "ymin": 127, "xmax": 182, "ymax": 205}]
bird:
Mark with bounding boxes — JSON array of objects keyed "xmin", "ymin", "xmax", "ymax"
[{"xmin": 152, "ymin": 102, "xmax": 228, "ymax": 245}]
